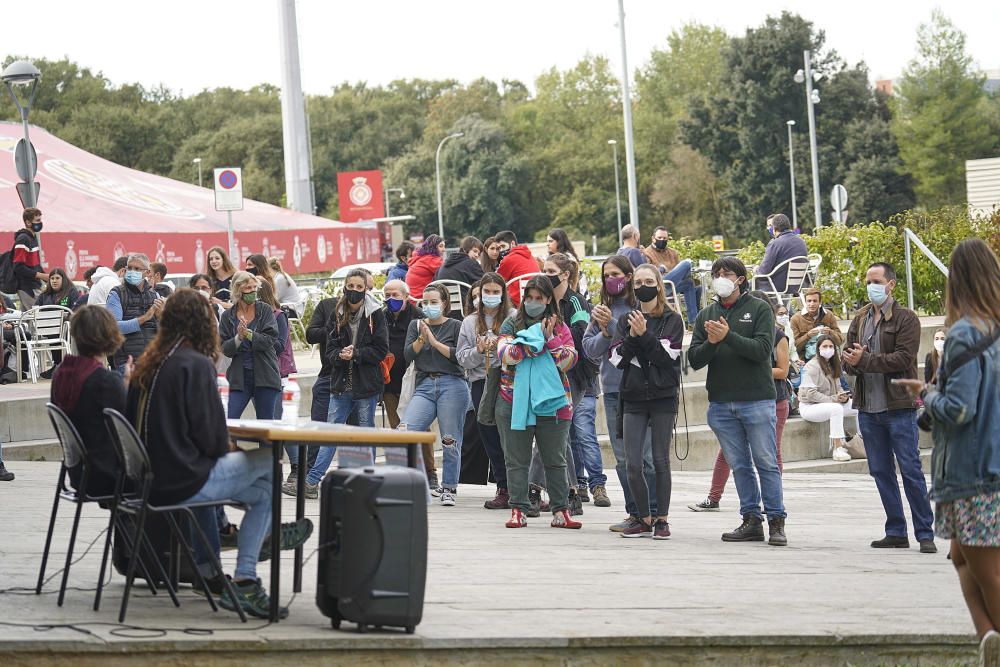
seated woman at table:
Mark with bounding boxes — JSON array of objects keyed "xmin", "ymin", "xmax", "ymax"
[
  {"xmin": 36, "ymin": 268, "xmax": 83, "ymax": 378},
  {"xmin": 50, "ymin": 306, "xmax": 126, "ymax": 496},
  {"xmin": 126, "ymin": 288, "xmax": 312, "ymax": 619}
]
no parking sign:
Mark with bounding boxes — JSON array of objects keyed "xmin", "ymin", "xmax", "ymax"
[{"xmin": 214, "ymin": 167, "xmax": 243, "ymax": 211}]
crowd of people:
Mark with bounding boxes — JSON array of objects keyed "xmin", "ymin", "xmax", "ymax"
[{"xmin": 4, "ymin": 205, "xmax": 1000, "ymax": 658}]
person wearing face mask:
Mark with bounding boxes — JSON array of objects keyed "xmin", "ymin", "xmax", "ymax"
[
  {"xmin": 496, "ymin": 276, "xmax": 581, "ymax": 529},
  {"xmin": 754, "ymin": 213, "xmax": 808, "ymax": 293},
  {"xmin": 526, "ymin": 253, "xmax": 600, "ymax": 516},
  {"xmin": 86, "ymin": 256, "xmax": 129, "ymax": 308},
  {"xmin": 12, "ymin": 207, "xmax": 48, "ymax": 309},
  {"xmin": 106, "ymin": 253, "xmax": 164, "ymax": 374},
  {"xmin": 798, "ymin": 334, "xmax": 858, "ymax": 461},
  {"xmin": 405, "ymin": 235, "xmax": 446, "ymax": 300},
  {"xmin": 790, "ymin": 288, "xmax": 843, "ymax": 360},
  {"xmin": 688, "ymin": 257, "xmax": 788, "ymax": 546},
  {"xmin": 611, "ymin": 264, "xmax": 684, "ymax": 539},
  {"xmin": 925, "ymin": 328, "xmax": 947, "ymax": 385},
  {"xmin": 457, "ymin": 273, "xmax": 516, "ymax": 509},
  {"xmin": 842, "ymin": 262, "xmax": 935, "ymax": 553},
  {"xmin": 245, "ymin": 254, "xmax": 275, "ymax": 289},
  {"xmin": 219, "ymin": 271, "xmax": 282, "ymax": 420},
  {"xmin": 642, "ymin": 226, "xmax": 702, "ymax": 324},
  {"xmin": 403, "ymin": 284, "xmax": 472, "ymax": 507},
  {"xmin": 494, "ymin": 230, "xmax": 544, "ymax": 307},
  {"xmin": 434, "ymin": 235, "xmax": 485, "ymax": 307},
  {"xmin": 583, "ymin": 255, "xmax": 657, "ymax": 530}
]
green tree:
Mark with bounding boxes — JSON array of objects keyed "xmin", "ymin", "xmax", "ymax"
[{"xmin": 891, "ymin": 10, "xmax": 997, "ymax": 208}]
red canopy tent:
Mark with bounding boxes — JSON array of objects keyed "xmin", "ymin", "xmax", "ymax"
[{"xmin": 0, "ymin": 122, "xmax": 379, "ymax": 280}]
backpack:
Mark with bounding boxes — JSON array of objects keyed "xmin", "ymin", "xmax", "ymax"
[{"xmin": 0, "ymin": 236, "xmax": 16, "ymax": 294}]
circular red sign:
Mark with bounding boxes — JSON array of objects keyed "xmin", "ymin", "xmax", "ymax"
[{"xmin": 219, "ymin": 170, "xmax": 238, "ymax": 189}]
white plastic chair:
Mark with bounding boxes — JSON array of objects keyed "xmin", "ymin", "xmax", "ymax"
[
  {"xmin": 504, "ymin": 273, "xmax": 544, "ymax": 301},
  {"xmin": 662, "ymin": 279, "xmax": 685, "ymax": 320},
  {"xmin": 281, "ymin": 302, "xmax": 308, "ymax": 350},
  {"xmin": 426, "ymin": 280, "xmax": 470, "ymax": 317},
  {"xmin": 754, "ymin": 256, "xmax": 811, "ymax": 307},
  {"xmin": 804, "ymin": 252, "xmax": 823, "ymax": 288},
  {"xmin": 15, "ymin": 306, "xmax": 73, "ymax": 382}
]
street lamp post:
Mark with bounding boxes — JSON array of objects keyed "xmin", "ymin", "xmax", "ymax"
[
  {"xmin": 794, "ymin": 50, "xmax": 823, "ymax": 229},
  {"xmin": 435, "ymin": 132, "xmax": 463, "ymax": 241},
  {"xmin": 384, "ymin": 187, "xmax": 405, "ymax": 219},
  {"xmin": 2, "ymin": 60, "xmax": 42, "ymax": 209},
  {"xmin": 193, "ymin": 157, "xmax": 203, "ymax": 188},
  {"xmin": 785, "ymin": 121, "xmax": 797, "ymax": 230},
  {"xmin": 616, "ymin": 0, "xmax": 640, "ymax": 235},
  {"xmin": 608, "ymin": 140, "xmax": 623, "ymax": 245}
]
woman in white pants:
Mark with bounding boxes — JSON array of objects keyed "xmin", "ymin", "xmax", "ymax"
[{"xmin": 799, "ymin": 334, "xmax": 858, "ymax": 461}]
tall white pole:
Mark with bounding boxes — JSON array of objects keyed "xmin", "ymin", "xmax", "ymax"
[
  {"xmin": 786, "ymin": 121, "xmax": 797, "ymax": 229},
  {"xmin": 278, "ymin": 0, "xmax": 313, "ymax": 214},
  {"xmin": 803, "ymin": 50, "xmax": 822, "ymax": 230},
  {"xmin": 617, "ymin": 0, "xmax": 640, "ymax": 235},
  {"xmin": 610, "ymin": 140, "xmax": 623, "ymax": 245},
  {"xmin": 435, "ymin": 132, "xmax": 463, "ymax": 241}
]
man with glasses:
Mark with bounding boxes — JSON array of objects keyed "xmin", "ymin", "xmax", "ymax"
[
  {"xmin": 842, "ymin": 262, "xmax": 935, "ymax": 554},
  {"xmin": 106, "ymin": 253, "xmax": 163, "ymax": 374},
  {"xmin": 688, "ymin": 257, "xmax": 787, "ymax": 546}
]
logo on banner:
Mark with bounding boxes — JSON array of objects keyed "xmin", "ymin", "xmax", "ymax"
[
  {"xmin": 65, "ymin": 241, "xmax": 78, "ymax": 279},
  {"xmin": 293, "ymin": 236, "xmax": 302, "ymax": 268},
  {"xmin": 114, "ymin": 242, "xmax": 126, "ymax": 260},
  {"xmin": 337, "ymin": 170, "xmax": 384, "ymax": 222},
  {"xmin": 349, "ymin": 177, "xmax": 373, "ymax": 206},
  {"xmin": 194, "ymin": 240, "xmax": 205, "ymax": 274},
  {"xmin": 317, "ymin": 234, "xmax": 326, "ymax": 264}
]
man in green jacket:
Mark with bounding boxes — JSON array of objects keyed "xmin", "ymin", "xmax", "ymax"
[{"xmin": 689, "ymin": 257, "xmax": 787, "ymax": 546}]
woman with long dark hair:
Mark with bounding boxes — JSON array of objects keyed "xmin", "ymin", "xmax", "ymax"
[
  {"xmin": 219, "ymin": 271, "xmax": 282, "ymax": 420},
  {"xmin": 925, "ymin": 328, "xmax": 947, "ymax": 385},
  {"xmin": 245, "ymin": 254, "xmax": 275, "ymax": 289},
  {"xmin": 127, "ymin": 288, "xmax": 311, "ymax": 619},
  {"xmin": 897, "ymin": 238, "xmax": 1000, "ymax": 665},
  {"xmin": 207, "ymin": 246, "xmax": 236, "ymax": 307},
  {"xmin": 496, "ymin": 276, "xmax": 581, "ymax": 529},
  {"xmin": 546, "ymin": 228, "xmax": 577, "ymax": 260},
  {"xmin": 36, "ymin": 268, "xmax": 81, "ymax": 309},
  {"xmin": 256, "ymin": 279, "xmax": 296, "ymax": 416},
  {"xmin": 799, "ymin": 333, "xmax": 857, "ymax": 461},
  {"xmin": 405, "ymin": 234, "xmax": 445, "ymax": 300},
  {"xmin": 457, "ymin": 273, "xmax": 514, "ymax": 509},
  {"xmin": 481, "ymin": 236, "xmax": 500, "ymax": 274}
]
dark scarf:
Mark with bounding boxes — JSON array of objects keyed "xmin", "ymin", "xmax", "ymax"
[{"xmin": 51, "ymin": 355, "xmax": 103, "ymax": 413}]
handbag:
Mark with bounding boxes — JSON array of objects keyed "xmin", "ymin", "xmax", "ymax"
[
  {"xmin": 844, "ymin": 432, "xmax": 866, "ymax": 459},
  {"xmin": 477, "ymin": 364, "xmax": 501, "ymax": 426}
]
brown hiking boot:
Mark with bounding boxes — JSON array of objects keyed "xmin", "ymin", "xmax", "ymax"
[
  {"xmin": 592, "ymin": 485, "xmax": 611, "ymax": 507},
  {"xmin": 484, "ymin": 487, "xmax": 510, "ymax": 510}
]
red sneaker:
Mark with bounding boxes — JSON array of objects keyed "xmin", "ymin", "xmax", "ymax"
[
  {"xmin": 505, "ymin": 508, "xmax": 527, "ymax": 528},
  {"xmin": 550, "ymin": 509, "xmax": 582, "ymax": 529}
]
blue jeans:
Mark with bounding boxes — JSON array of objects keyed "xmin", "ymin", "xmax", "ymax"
[
  {"xmin": 227, "ymin": 368, "xmax": 280, "ymax": 420},
  {"xmin": 603, "ymin": 392, "xmax": 656, "ymax": 517},
  {"xmin": 285, "ymin": 375, "xmax": 328, "ymax": 469},
  {"xmin": 858, "ymin": 409, "xmax": 934, "ymax": 542},
  {"xmin": 308, "ymin": 393, "xmax": 377, "ymax": 484},
  {"xmin": 664, "ymin": 260, "xmax": 702, "ymax": 323},
  {"xmin": 707, "ymin": 400, "xmax": 785, "ymax": 519},
  {"xmin": 183, "ymin": 448, "xmax": 272, "ymax": 581},
  {"xmin": 402, "ymin": 375, "xmax": 471, "ymax": 490},
  {"xmin": 571, "ymin": 393, "xmax": 607, "ymax": 490}
]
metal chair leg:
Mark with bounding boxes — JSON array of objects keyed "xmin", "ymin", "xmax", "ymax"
[
  {"xmin": 35, "ymin": 484, "xmax": 61, "ymax": 594},
  {"xmin": 93, "ymin": 502, "xmax": 118, "ymax": 611},
  {"xmin": 56, "ymin": 501, "xmax": 84, "ymax": 607}
]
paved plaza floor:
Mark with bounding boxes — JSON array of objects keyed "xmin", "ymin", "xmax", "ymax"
[{"xmin": 0, "ymin": 461, "xmax": 979, "ymax": 665}]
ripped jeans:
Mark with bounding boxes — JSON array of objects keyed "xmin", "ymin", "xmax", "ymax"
[{"xmin": 401, "ymin": 374, "xmax": 472, "ymax": 491}]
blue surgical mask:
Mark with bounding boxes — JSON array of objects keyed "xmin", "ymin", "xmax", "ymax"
[
  {"xmin": 867, "ymin": 283, "xmax": 888, "ymax": 306},
  {"xmin": 423, "ymin": 304, "xmax": 442, "ymax": 320},
  {"xmin": 125, "ymin": 270, "xmax": 143, "ymax": 286},
  {"xmin": 387, "ymin": 298, "xmax": 404, "ymax": 312},
  {"xmin": 524, "ymin": 301, "xmax": 546, "ymax": 318},
  {"xmin": 482, "ymin": 294, "xmax": 502, "ymax": 309}
]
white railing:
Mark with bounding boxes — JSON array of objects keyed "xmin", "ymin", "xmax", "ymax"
[{"xmin": 903, "ymin": 227, "xmax": 949, "ymax": 311}]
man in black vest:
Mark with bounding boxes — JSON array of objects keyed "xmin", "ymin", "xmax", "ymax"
[{"xmin": 106, "ymin": 252, "xmax": 162, "ymax": 374}]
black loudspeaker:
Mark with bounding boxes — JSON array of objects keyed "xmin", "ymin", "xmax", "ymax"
[{"xmin": 316, "ymin": 465, "xmax": 428, "ymax": 634}]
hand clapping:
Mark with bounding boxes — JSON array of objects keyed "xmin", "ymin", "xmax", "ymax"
[
  {"xmin": 627, "ymin": 310, "xmax": 646, "ymax": 336},
  {"xmin": 704, "ymin": 316, "xmax": 729, "ymax": 344},
  {"xmin": 542, "ymin": 315, "xmax": 556, "ymax": 340}
]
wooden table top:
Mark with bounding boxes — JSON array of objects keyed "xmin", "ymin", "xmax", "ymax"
[{"xmin": 226, "ymin": 419, "xmax": 436, "ymax": 445}]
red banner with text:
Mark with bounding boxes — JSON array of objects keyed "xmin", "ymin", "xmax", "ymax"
[{"xmin": 337, "ymin": 170, "xmax": 385, "ymax": 222}]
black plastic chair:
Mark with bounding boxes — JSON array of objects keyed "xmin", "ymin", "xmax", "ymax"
[
  {"xmin": 38, "ymin": 403, "xmax": 155, "ymax": 609},
  {"xmin": 102, "ymin": 408, "xmax": 248, "ymax": 623}
]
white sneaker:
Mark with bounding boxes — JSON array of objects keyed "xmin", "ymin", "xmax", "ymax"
[
  {"xmin": 440, "ymin": 490, "xmax": 456, "ymax": 506},
  {"xmin": 981, "ymin": 629, "xmax": 1000, "ymax": 667},
  {"xmin": 832, "ymin": 446, "xmax": 852, "ymax": 462},
  {"xmin": 430, "ymin": 486, "xmax": 442, "ymax": 497}
]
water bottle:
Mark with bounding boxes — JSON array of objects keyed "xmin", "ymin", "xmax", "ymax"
[
  {"xmin": 217, "ymin": 373, "xmax": 229, "ymax": 413},
  {"xmin": 282, "ymin": 377, "xmax": 300, "ymax": 424}
]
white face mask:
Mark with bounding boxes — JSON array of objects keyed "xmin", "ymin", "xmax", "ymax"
[
  {"xmin": 712, "ymin": 277, "xmax": 736, "ymax": 299},
  {"xmin": 819, "ymin": 347, "xmax": 836, "ymax": 360},
  {"xmin": 776, "ymin": 314, "xmax": 790, "ymax": 326},
  {"xmin": 933, "ymin": 339, "xmax": 945, "ymax": 353}
]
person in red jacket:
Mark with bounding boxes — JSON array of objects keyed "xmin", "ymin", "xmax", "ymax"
[
  {"xmin": 494, "ymin": 230, "xmax": 543, "ymax": 307},
  {"xmin": 405, "ymin": 234, "xmax": 445, "ymax": 300}
]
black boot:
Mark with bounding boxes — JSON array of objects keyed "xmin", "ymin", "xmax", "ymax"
[
  {"xmin": 527, "ymin": 487, "xmax": 542, "ymax": 518},
  {"xmin": 722, "ymin": 513, "xmax": 764, "ymax": 542},
  {"xmin": 0, "ymin": 463, "xmax": 13, "ymax": 482},
  {"xmin": 768, "ymin": 517, "xmax": 787, "ymax": 546}
]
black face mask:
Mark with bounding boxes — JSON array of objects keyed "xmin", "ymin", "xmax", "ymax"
[
  {"xmin": 31, "ymin": 222, "xmax": 43, "ymax": 233},
  {"xmin": 497, "ymin": 249, "xmax": 511, "ymax": 264},
  {"xmin": 653, "ymin": 239, "xmax": 667, "ymax": 250},
  {"xmin": 547, "ymin": 274, "xmax": 562, "ymax": 291},
  {"xmin": 345, "ymin": 288, "xmax": 365, "ymax": 305},
  {"xmin": 635, "ymin": 285, "xmax": 659, "ymax": 303},
  {"xmin": 246, "ymin": 267, "xmax": 258, "ymax": 276}
]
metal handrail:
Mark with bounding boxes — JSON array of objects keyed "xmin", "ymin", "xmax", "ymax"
[{"xmin": 903, "ymin": 227, "xmax": 949, "ymax": 311}]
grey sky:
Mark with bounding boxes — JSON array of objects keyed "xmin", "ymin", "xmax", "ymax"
[{"xmin": 9, "ymin": 1, "xmax": 998, "ymax": 96}]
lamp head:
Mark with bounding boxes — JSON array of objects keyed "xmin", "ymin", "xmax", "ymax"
[
  {"xmin": 1, "ymin": 60, "xmax": 41, "ymax": 86},
  {"xmin": 811, "ymin": 89, "xmax": 821, "ymax": 104},
  {"xmin": 793, "ymin": 69, "xmax": 805, "ymax": 84},
  {"xmin": 786, "ymin": 120, "xmax": 796, "ymax": 127},
  {"xmin": 608, "ymin": 139, "xmax": 617, "ymax": 145}
]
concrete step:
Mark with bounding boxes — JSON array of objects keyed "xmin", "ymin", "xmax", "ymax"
[
  {"xmin": 1, "ymin": 438, "xmax": 62, "ymax": 462},
  {"xmin": 783, "ymin": 448, "xmax": 931, "ymax": 475}
]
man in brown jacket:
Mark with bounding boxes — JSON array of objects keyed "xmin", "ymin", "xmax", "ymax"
[
  {"xmin": 842, "ymin": 262, "xmax": 935, "ymax": 554},
  {"xmin": 642, "ymin": 226, "xmax": 701, "ymax": 322},
  {"xmin": 790, "ymin": 288, "xmax": 844, "ymax": 359}
]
